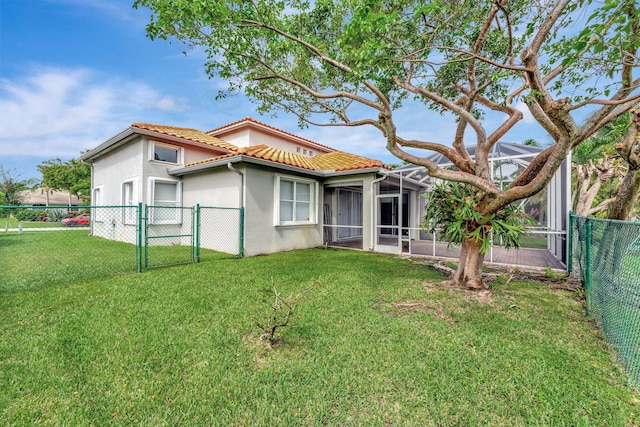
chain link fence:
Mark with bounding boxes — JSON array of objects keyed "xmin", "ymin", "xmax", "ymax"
[
  {"xmin": 198, "ymin": 206, "xmax": 244, "ymax": 260},
  {"xmin": 570, "ymin": 214, "xmax": 640, "ymax": 387},
  {"xmin": 2, "ymin": 205, "xmax": 244, "ymax": 289},
  {"xmin": 144, "ymin": 205, "xmax": 196, "ymax": 269},
  {"xmin": 1, "ymin": 206, "xmax": 140, "ymax": 292}
]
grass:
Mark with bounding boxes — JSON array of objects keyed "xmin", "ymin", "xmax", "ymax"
[
  {"xmin": 1, "ymin": 233, "xmax": 638, "ymax": 425},
  {"xmin": 2, "ymin": 217, "xmax": 66, "ymax": 229}
]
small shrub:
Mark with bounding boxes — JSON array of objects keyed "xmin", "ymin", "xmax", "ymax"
[
  {"xmin": 544, "ymin": 266, "xmax": 566, "ymax": 280},
  {"xmin": 14, "ymin": 209, "xmax": 41, "ymax": 222},
  {"xmin": 254, "ymin": 283, "xmax": 311, "ymax": 345},
  {"xmin": 45, "ymin": 209, "xmax": 67, "ymax": 222}
]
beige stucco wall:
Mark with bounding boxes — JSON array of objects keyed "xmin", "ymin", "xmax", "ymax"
[
  {"xmin": 220, "ymin": 128, "xmax": 331, "ymax": 156},
  {"xmin": 243, "ymin": 165, "xmax": 323, "ymax": 257}
]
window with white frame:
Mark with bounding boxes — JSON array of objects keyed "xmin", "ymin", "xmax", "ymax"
[
  {"xmin": 151, "ymin": 141, "xmax": 182, "ymax": 164},
  {"xmin": 275, "ymin": 176, "xmax": 316, "ymax": 225},
  {"xmin": 92, "ymin": 186, "xmax": 105, "ymax": 222},
  {"xmin": 149, "ymin": 178, "xmax": 181, "ymax": 224},
  {"xmin": 122, "ymin": 180, "xmax": 137, "ymax": 224}
]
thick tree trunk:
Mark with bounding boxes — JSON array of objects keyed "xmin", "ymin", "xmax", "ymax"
[
  {"xmin": 453, "ymin": 237, "xmax": 487, "ymax": 290},
  {"xmin": 608, "ymin": 167, "xmax": 640, "ymax": 221},
  {"xmin": 609, "ymin": 110, "xmax": 640, "ymax": 221}
]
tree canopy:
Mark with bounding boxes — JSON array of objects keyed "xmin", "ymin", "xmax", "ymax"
[
  {"xmin": 38, "ymin": 157, "xmax": 91, "ymax": 204},
  {"xmin": 134, "ymin": 0, "xmax": 640, "ymax": 288},
  {"xmin": 0, "ymin": 166, "xmax": 30, "ymax": 206}
]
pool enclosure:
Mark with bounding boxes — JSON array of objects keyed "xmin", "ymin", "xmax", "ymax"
[{"xmin": 323, "ymin": 142, "xmax": 572, "ymax": 270}]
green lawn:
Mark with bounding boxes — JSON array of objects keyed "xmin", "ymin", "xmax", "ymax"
[
  {"xmin": 1, "ymin": 233, "xmax": 637, "ymax": 425},
  {"xmin": 2, "ymin": 217, "xmax": 67, "ymax": 229}
]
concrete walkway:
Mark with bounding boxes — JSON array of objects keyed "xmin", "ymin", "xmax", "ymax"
[{"xmin": 330, "ymin": 238, "xmax": 565, "ymax": 270}]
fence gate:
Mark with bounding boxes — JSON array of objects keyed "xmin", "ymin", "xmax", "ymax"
[{"xmin": 143, "ymin": 205, "xmax": 196, "ymax": 269}]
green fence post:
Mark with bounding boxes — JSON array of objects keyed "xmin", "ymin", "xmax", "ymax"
[
  {"xmin": 136, "ymin": 202, "xmax": 143, "ymax": 273},
  {"xmin": 239, "ymin": 207, "xmax": 245, "ymax": 258},
  {"xmin": 567, "ymin": 211, "xmax": 574, "ymax": 274},
  {"xmin": 195, "ymin": 204, "xmax": 201, "ymax": 263},
  {"xmin": 143, "ymin": 204, "xmax": 149, "ymax": 270},
  {"xmin": 585, "ymin": 218, "xmax": 592, "ymax": 316}
]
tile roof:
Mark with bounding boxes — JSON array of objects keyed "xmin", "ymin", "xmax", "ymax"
[
  {"xmin": 312, "ymin": 151, "xmax": 385, "ymax": 171},
  {"xmin": 133, "ymin": 123, "xmax": 238, "ymax": 151},
  {"xmin": 207, "ymin": 117, "xmax": 336, "ymax": 152},
  {"xmin": 185, "ymin": 144, "xmax": 385, "ymax": 172}
]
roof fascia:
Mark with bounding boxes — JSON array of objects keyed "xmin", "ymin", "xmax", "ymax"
[
  {"xmin": 80, "ymin": 127, "xmax": 138, "ymax": 162},
  {"xmin": 80, "ymin": 127, "xmax": 234, "ymax": 163}
]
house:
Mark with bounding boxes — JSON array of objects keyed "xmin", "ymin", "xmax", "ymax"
[
  {"xmin": 80, "ymin": 118, "xmax": 570, "ymax": 268},
  {"xmin": 19, "ymin": 188, "xmax": 82, "ymax": 206},
  {"xmin": 80, "ymin": 117, "xmax": 393, "ymax": 257}
]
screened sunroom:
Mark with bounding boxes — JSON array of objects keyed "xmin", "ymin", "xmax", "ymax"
[{"xmin": 325, "ymin": 142, "xmax": 571, "ymax": 270}]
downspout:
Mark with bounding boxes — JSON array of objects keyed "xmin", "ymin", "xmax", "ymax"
[
  {"xmin": 228, "ymin": 163, "xmax": 246, "ymax": 257},
  {"xmin": 89, "ymin": 163, "xmax": 95, "ymax": 236},
  {"xmin": 227, "ymin": 163, "xmax": 245, "ymax": 208},
  {"xmin": 370, "ymin": 173, "xmax": 388, "ymax": 251}
]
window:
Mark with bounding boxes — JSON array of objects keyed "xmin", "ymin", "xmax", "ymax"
[
  {"xmin": 122, "ymin": 180, "xmax": 137, "ymax": 224},
  {"xmin": 151, "ymin": 141, "xmax": 181, "ymax": 164},
  {"xmin": 275, "ymin": 176, "xmax": 316, "ymax": 225},
  {"xmin": 149, "ymin": 178, "xmax": 181, "ymax": 224},
  {"xmin": 296, "ymin": 147, "xmax": 301, "ymax": 153},
  {"xmin": 92, "ymin": 186, "xmax": 105, "ymax": 222}
]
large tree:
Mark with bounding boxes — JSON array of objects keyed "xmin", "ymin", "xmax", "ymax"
[
  {"xmin": 38, "ymin": 157, "xmax": 91, "ymax": 205},
  {"xmin": 0, "ymin": 166, "xmax": 30, "ymax": 207},
  {"xmin": 0, "ymin": 166, "xmax": 33, "ymax": 231},
  {"xmin": 135, "ymin": 0, "xmax": 640, "ymax": 289},
  {"xmin": 572, "ymin": 115, "xmax": 628, "ymax": 217},
  {"xmin": 608, "ymin": 109, "xmax": 640, "ymax": 220}
]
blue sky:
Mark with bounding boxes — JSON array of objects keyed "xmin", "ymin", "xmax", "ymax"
[{"xmin": 1, "ymin": 0, "xmax": 549, "ymax": 181}]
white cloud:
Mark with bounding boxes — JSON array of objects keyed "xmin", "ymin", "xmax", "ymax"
[
  {"xmin": 46, "ymin": 0, "xmax": 147, "ymax": 25},
  {"xmin": 515, "ymin": 101, "xmax": 536, "ymax": 124},
  {"xmin": 0, "ymin": 66, "xmax": 189, "ymax": 158}
]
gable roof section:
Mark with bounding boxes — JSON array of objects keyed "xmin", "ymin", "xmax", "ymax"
[
  {"xmin": 83, "ymin": 119, "xmax": 385, "ymax": 175},
  {"xmin": 132, "ymin": 123, "xmax": 238, "ymax": 151},
  {"xmin": 207, "ymin": 117, "xmax": 336, "ymax": 153},
  {"xmin": 183, "ymin": 144, "xmax": 385, "ymax": 173},
  {"xmin": 81, "ymin": 122, "xmax": 238, "ymax": 163}
]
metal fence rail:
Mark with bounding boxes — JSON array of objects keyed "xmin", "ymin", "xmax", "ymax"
[
  {"xmin": 570, "ymin": 213, "xmax": 640, "ymax": 387},
  {"xmin": 1, "ymin": 205, "xmax": 140, "ymax": 291},
  {"xmin": 198, "ymin": 206, "xmax": 244, "ymax": 259},
  {"xmin": 1, "ymin": 205, "xmax": 244, "ymax": 279}
]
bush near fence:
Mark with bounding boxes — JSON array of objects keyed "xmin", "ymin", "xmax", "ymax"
[{"xmin": 570, "ymin": 213, "xmax": 640, "ymax": 387}]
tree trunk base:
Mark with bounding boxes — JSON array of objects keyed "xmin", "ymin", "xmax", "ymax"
[{"xmin": 452, "ymin": 238, "xmax": 487, "ymax": 290}]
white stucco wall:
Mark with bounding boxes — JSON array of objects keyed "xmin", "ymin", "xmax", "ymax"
[
  {"xmin": 182, "ymin": 168, "xmax": 243, "ymax": 255},
  {"xmin": 89, "ymin": 138, "xmax": 145, "ymax": 243},
  {"xmin": 181, "ymin": 168, "xmax": 241, "ymax": 208},
  {"xmin": 92, "ymin": 138, "xmax": 145, "ymax": 205}
]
